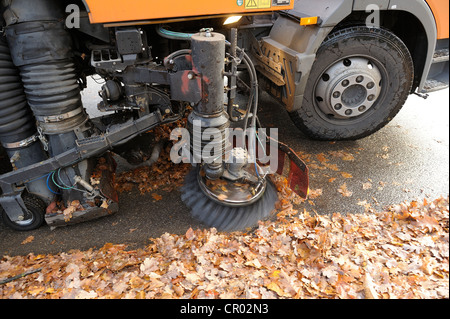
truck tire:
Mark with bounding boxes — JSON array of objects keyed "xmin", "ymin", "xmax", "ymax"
[
  {"xmin": 1, "ymin": 194, "xmax": 46, "ymax": 231},
  {"xmin": 289, "ymin": 26, "xmax": 414, "ymax": 140}
]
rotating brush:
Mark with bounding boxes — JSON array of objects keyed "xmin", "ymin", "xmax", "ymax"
[{"xmin": 181, "ymin": 168, "xmax": 278, "ymax": 232}]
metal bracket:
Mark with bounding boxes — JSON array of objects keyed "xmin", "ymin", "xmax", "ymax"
[{"xmin": 0, "ymin": 189, "xmax": 27, "ymax": 222}]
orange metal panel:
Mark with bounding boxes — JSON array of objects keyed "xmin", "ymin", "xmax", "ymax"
[
  {"xmin": 84, "ymin": 0, "xmax": 294, "ymax": 24},
  {"xmin": 426, "ymin": 0, "xmax": 449, "ymax": 39}
]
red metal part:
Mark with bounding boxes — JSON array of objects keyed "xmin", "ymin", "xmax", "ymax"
[{"xmin": 272, "ymin": 138, "xmax": 309, "ymax": 199}]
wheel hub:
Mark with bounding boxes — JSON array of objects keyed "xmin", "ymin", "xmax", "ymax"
[{"xmin": 315, "ymin": 57, "xmax": 382, "ymax": 119}]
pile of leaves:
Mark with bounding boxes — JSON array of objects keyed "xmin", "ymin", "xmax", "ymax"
[
  {"xmin": 114, "ymin": 118, "xmax": 191, "ymax": 195},
  {"xmin": 1, "ymin": 175, "xmax": 448, "ymax": 299},
  {"xmin": 114, "ymin": 148, "xmax": 191, "ymax": 195}
]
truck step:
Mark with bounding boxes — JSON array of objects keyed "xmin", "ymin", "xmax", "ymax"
[
  {"xmin": 433, "ymin": 49, "xmax": 449, "ymax": 63},
  {"xmin": 423, "ymin": 78, "xmax": 449, "ymax": 93}
]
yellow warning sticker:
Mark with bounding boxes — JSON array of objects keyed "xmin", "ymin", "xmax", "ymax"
[{"xmin": 245, "ymin": 0, "xmax": 271, "ymax": 9}]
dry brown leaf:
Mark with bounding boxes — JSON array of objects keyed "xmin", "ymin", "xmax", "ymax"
[
  {"xmin": 308, "ymin": 188, "xmax": 323, "ymax": 199},
  {"xmin": 338, "ymin": 183, "xmax": 353, "ymax": 197},
  {"xmin": 151, "ymin": 193, "xmax": 163, "ymax": 201},
  {"xmin": 329, "ymin": 150, "xmax": 355, "ymax": 161},
  {"xmin": 217, "ymin": 194, "xmax": 228, "ymax": 201},
  {"xmin": 362, "ymin": 182, "xmax": 372, "ymax": 190},
  {"xmin": 266, "ymin": 281, "xmax": 289, "ymax": 297},
  {"xmin": 21, "ymin": 235, "xmax": 34, "ymax": 245},
  {"xmin": 363, "ymin": 272, "xmax": 379, "ymax": 299},
  {"xmin": 316, "ymin": 153, "xmax": 329, "ymax": 163}
]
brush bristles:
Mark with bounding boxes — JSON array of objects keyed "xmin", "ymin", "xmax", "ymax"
[{"xmin": 181, "ymin": 169, "xmax": 278, "ymax": 231}]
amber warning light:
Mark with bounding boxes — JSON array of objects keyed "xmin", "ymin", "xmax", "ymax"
[{"xmin": 300, "ymin": 16, "xmax": 319, "ymax": 26}]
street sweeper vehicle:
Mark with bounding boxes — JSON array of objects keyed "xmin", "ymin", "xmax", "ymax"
[{"xmin": 0, "ymin": 0, "xmax": 448, "ymax": 231}]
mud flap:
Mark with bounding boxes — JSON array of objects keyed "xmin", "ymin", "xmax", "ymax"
[{"xmin": 262, "ymin": 136, "xmax": 309, "ymax": 199}]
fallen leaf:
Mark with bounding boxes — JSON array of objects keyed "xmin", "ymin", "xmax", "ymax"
[
  {"xmin": 151, "ymin": 193, "xmax": 163, "ymax": 201},
  {"xmin": 266, "ymin": 281, "xmax": 289, "ymax": 297},
  {"xmin": 217, "ymin": 194, "xmax": 228, "ymax": 201},
  {"xmin": 316, "ymin": 153, "xmax": 329, "ymax": 163},
  {"xmin": 185, "ymin": 227, "xmax": 195, "ymax": 240},
  {"xmin": 338, "ymin": 183, "xmax": 353, "ymax": 197},
  {"xmin": 308, "ymin": 188, "xmax": 323, "ymax": 199},
  {"xmin": 363, "ymin": 272, "xmax": 379, "ymax": 299},
  {"xmin": 362, "ymin": 182, "xmax": 372, "ymax": 190},
  {"xmin": 341, "ymin": 172, "xmax": 353, "ymax": 179},
  {"xmin": 414, "ymin": 214, "xmax": 441, "ymax": 233},
  {"xmin": 329, "ymin": 150, "xmax": 355, "ymax": 161},
  {"xmin": 21, "ymin": 236, "xmax": 34, "ymax": 245},
  {"xmin": 245, "ymin": 258, "xmax": 262, "ymax": 269}
]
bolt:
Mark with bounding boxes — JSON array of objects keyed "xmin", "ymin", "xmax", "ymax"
[
  {"xmin": 356, "ymin": 76, "xmax": 364, "ymax": 83},
  {"xmin": 187, "ymin": 72, "xmax": 194, "ymax": 80},
  {"xmin": 342, "ymin": 80, "xmax": 350, "ymax": 87},
  {"xmin": 345, "ymin": 109, "xmax": 353, "ymax": 116},
  {"xmin": 367, "ymin": 82, "xmax": 375, "ymax": 89},
  {"xmin": 358, "ymin": 105, "xmax": 366, "ymax": 112},
  {"xmin": 333, "ymin": 91, "xmax": 341, "ymax": 98},
  {"xmin": 334, "ymin": 103, "xmax": 342, "ymax": 110}
]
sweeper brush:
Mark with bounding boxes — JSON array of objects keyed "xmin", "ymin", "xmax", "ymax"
[
  {"xmin": 181, "ymin": 167, "xmax": 278, "ymax": 231},
  {"xmin": 176, "ymin": 29, "xmax": 309, "ymax": 231}
]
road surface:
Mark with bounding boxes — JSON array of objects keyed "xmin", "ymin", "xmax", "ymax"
[{"xmin": 0, "ymin": 78, "xmax": 448, "ymax": 256}]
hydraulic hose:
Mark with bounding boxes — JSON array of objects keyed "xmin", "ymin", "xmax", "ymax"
[{"xmin": 157, "ymin": 26, "xmax": 195, "ymax": 41}]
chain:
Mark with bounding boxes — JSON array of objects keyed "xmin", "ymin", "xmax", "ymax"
[{"xmin": 37, "ymin": 126, "xmax": 49, "ymax": 152}]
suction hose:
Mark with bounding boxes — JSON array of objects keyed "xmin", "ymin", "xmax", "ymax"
[
  {"xmin": 0, "ymin": 19, "xmax": 53, "ymax": 202},
  {"xmin": 2, "ymin": 0, "xmax": 92, "ymax": 203}
]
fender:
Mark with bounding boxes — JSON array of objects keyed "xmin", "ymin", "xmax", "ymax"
[
  {"xmin": 388, "ymin": 0, "xmax": 437, "ymax": 92},
  {"xmin": 257, "ymin": 0, "xmax": 439, "ymax": 111}
]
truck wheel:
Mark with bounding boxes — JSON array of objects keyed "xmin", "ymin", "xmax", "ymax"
[
  {"xmin": 289, "ymin": 26, "xmax": 414, "ymax": 140},
  {"xmin": 1, "ymin": 194, "xmax": 46, "ymax": 231}
]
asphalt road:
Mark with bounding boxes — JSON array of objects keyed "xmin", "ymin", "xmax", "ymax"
[{"xmin": 1, "ymin": 78, "xmax": 448, "ymax": 256}]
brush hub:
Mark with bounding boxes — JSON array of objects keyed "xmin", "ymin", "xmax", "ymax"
[{"xmin": 197, "ymin": 163, "xmax": 266, "ymax": 207}]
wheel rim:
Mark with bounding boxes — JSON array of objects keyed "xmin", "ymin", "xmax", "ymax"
[
  {"xmin": 314, "ymin": 56, "xmax": 383, "ymax": 120},
  {"xmin": 13, "ymin": 209, "xmax": 35, "ymax": 226}
]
